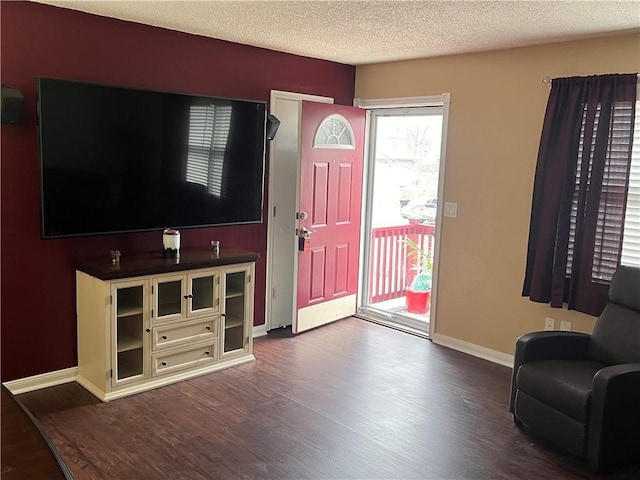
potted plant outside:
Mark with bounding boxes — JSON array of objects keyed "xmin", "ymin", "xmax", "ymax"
[{"xmin": 403, "ymin": 236, "xmax": 432, "ymax": 314}]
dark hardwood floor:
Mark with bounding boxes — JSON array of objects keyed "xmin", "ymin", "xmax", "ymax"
[
  {"xmin": 7, "ymin": 317, "xmax": 640, "ymax": 479},
  {"xmin": 1, "ymin": 386, "xmax": 69, "ymax": 479}
]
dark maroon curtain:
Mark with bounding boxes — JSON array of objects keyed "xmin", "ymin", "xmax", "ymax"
[{"xmin": 523, "ymin": 74, "xmax": 637, "ymax": 316}]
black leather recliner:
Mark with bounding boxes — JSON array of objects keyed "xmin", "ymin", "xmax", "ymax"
[{"xmin": 509, "ymin": 265, "xmax": 640, "ymax": 471}]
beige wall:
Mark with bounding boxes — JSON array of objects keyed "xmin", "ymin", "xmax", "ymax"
[{"xmin": 355, "ymin": 32, "xmax": 640, "ymax": 357}]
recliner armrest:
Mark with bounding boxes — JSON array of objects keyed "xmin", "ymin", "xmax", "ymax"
[
  {"xmin": 509, "ymin": 331, "xmax": 591, "ymax": 412},
  {"xmin": 516, "ymin": 331, "xmax": 592, "ymax": 362},
  {"xmin": 587, "ymin": 363, "xmax": 640, "ymax": 471}
]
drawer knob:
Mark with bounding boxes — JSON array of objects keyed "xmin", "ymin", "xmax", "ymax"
[
  {"xmin": 162, "ymin": 335, "xmax": 168, "ymax": 340},
  {"xmin": 205, "ymin": 351, "xmax": 210, "ymax": 355},
  {"xmin": 161, "ymin": 361, "xmax": 167, "ymax": 366},
  {"xmin": 146, "ymin": 328, "xmax": 151, "ymax": 333},
  {"xmin": 205, "ymin": 326, "xmax": 211, "ymax": 331}
]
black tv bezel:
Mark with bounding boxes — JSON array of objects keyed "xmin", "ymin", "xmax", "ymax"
[{"xmin": 36, "ymin": 77, "xmax": 268, "ymax": 239}]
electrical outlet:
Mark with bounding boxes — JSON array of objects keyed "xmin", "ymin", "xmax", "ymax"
[
  {"xmin": 560, "ymin": 321, "xmax": 572, "ymax": 331},
  {"xmin": 544, "ymin": 317, "xmax": 555, "ymax": 331}
]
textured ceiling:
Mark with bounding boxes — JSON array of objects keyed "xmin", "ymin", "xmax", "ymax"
[{"xmin": 33, "ymin": 0, "xmax": 640, "ymax": 65}]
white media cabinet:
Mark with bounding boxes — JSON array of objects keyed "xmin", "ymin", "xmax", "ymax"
[{"xmin": 76, "ymin": 248, "xmax": 258, "ymax": 401}]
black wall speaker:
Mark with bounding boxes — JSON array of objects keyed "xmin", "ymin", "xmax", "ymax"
[
  {"xmin": 1, "ymin": 85, "xmax": 24, "ymax": 125},
  {"xmin": 266, "ymin": 114, "xmax": 281, "ymax": 141}
]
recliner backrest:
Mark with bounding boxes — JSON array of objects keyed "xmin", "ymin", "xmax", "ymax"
[{"xmin": 588, "ymin": 265, "xmax": 640, "ymax": 365}]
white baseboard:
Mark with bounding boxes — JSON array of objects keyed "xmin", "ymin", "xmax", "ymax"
[
  {"xmin": 432, "ymin": 333, "xmax": 514, "ymax": 368},
  {"xmin": 3, "ymin": 367, "xmax": 78, "ymax": 395},
  {"xmin": 253, "ymin": 324, "xmax": 268, "ymax": 338}
]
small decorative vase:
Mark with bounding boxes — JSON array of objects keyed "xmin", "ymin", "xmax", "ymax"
[{"xmin": 162, "ymin": 229, "xmax": 180, "ymax": 258}]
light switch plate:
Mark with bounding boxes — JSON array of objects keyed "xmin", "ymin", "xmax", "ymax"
[{"xmin": 444, "ymin": 202, "xmax": 457, "ymax": 218}]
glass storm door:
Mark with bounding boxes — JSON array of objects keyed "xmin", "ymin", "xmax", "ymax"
[{"xmin": 361, "ymin": 107, "xmax": 444, "ymax": 333}]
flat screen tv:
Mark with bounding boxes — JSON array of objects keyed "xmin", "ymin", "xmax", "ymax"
[{"xmin": 37, "ymin": 78, "xmax": 267, "ymax": 238}]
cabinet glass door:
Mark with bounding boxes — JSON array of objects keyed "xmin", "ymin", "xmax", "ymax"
[
  {"xmin": 113, "ymin": 281, "xmax": 146, "ymax": 384},
  {"xmin": 223, "ymin": 269, "xmax": 247, "ymax": 354},
  {"xmin": 154, "ymin": 275, "xmax": 186, "ymax": 322},
  {"xmin": 188, "ymin": 271, "xmax": 219, "ymax": 316}
]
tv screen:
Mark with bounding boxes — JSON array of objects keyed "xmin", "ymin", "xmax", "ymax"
[{"xmin": 37, "ymin": 78, "xmax": 267, "ymax": 238}]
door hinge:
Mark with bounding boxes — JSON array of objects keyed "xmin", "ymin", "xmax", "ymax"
[
  {"xmin": 273, "ymin": 205, "xmax": 276, "ymax": 217},
  {"xmin": 151, "ymin": 309, "xmax": 154, "ymax": 318},
  {"xmin": 151, "ymin": 285, "xmax": 154, "ymax": 294},
  {"xmin": 247, "ymin": 274, "xmax": 251, "ymax": 283},
  {"xmin": 109, "ymin": 295, "xmax": 113, "ymax": 305},
  {"xmin": 271, "ymin": 288, "xmax": 275, "ymax": 299},
  {"xmin": 108, "ymin": 369, "xmax": 113, "ymax": 379}
]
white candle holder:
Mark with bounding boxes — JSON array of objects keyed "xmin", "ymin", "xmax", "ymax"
[{"xmin": 162, "ymin": 229, "xmax": 180, "ymax": 258}]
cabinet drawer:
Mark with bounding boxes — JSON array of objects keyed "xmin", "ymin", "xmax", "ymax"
[
  {"xmin": 152, "ymin": 341, "xmax": 217, "ymax": 377},
  {"xmin": 153, "ymin": 317, "xmax": 217, "ymax": 351}
]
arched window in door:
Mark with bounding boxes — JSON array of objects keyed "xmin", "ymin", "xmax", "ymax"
[{"xmin": 313, "ymin": 114, "xmax": 355, "ymax": 149}]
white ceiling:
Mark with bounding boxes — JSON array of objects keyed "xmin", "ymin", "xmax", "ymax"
[{"xmin": 33, "ymin": 0, "xmax": 640, "ymax": 65}]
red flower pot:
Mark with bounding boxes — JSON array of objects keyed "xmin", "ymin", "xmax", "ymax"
[{"xmin": 406, "ymin": 289, "xmax": 431, "ymax": 314}]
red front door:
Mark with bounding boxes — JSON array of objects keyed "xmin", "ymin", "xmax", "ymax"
[{"xmin": 294, "ymin": 101, "xmax": 366, "ymax": 333}]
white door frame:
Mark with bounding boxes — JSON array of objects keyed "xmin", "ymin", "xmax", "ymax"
[
  {"xmin": 265, "ymin": 90, "xmax": 333, "ymax": 331},
  {"xmin": 354, "ymin": 94, "xmax": 451, "ymax": 339}
]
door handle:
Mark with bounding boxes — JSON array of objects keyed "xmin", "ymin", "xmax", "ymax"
[
  {"xmin": 299, "ymin": 227, "xmax": 314, "ymax": 238},
  {"xmin": 298, "ymin": 227, "xmax": 313, "ymax": 252}
]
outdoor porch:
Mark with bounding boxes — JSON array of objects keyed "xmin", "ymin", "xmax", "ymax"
[{"xmin": 367, "ymin": 223, "xmax": 435, "ymax": 323}]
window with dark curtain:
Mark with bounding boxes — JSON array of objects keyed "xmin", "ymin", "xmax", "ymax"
[{"xmin": 522, "ymin": 73, "xmax": 637, "ymax": 316}]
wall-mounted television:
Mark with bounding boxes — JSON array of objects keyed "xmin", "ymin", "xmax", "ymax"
[{"xmin": 37, "ymin": 78, "xmax": 267, "ymax": 238}]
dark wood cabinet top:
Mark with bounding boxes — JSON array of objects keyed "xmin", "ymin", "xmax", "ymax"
[{"xmin": 76, "ymin": 248, "xmax": 259, "ymax": 280}]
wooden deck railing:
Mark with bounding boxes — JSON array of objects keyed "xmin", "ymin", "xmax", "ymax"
[{"xmin": 369, "ymin": 223, "xmax": 435, "ymax": 304}]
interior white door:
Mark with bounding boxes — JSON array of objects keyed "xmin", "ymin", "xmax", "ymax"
[{"xmin": 265, "ymin": 91, "xmax": 332, "ymax": 331}]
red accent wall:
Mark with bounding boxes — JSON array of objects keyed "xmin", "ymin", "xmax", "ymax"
[{"xmin": 0, "ymin": 1, "xmax": 355, "ymax": 381}]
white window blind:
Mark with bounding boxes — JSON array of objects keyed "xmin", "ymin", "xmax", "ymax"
[
  {"xmin": 621, "ymin": 97, "xmax": 640, "ymax": 267},
  {"xmin": 566, "ymin": 94, "xmax": 637, "ymax": 281}
]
